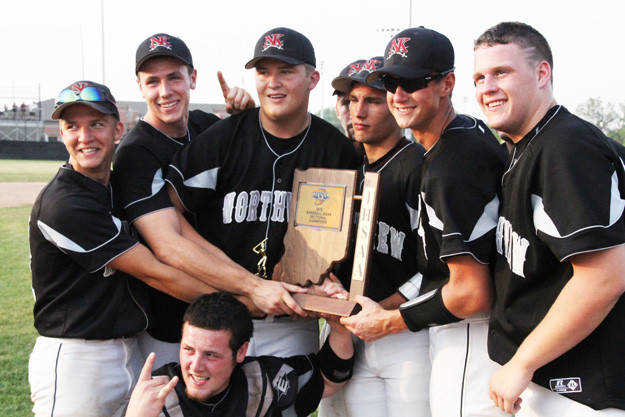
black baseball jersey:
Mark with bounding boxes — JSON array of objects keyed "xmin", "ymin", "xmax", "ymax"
[
  {"xmin": 155, "ymin": 354, "xmax": 323, "ymax": 417},
  {"xmin": 415, "ymin": 115, "xmax": 507, "ymax": 292},
  {"xmin": 338, "ymin": 138, "xmax": 425, "ymax": 302},
  {"xmin": 489, "ymin": 105, "xmax": 625, "ymax": 410},
  {"xmin": 29, "ymin": 165, "xmax": 148, "ymax": 339},
  {"xmin": 112, "ymin": 110, "xmax": 220, "ymax": 343},
  {"xmin": 166, "ymin": 108, "xmax": 360, "ymax": 278}
]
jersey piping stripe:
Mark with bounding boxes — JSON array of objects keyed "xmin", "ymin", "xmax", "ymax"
[
  {"xmin": 440, "ymin": 250, "xmax": 489, "ymax": 265},
  {"xmin": 502, "ymin": 105, "xmax": 562, "ymax": 183},
  {"xmin": 92, "ymin": 242, "xmax": 140, "ymax": 274},
  {"xmin": 37, "ymin": 215, "xmax": 123, "ymax": 254},
  {"xmin": 50, "ymin": 343, "xmax": 62, "ymax": 417},
  {"xmin": 142, "ymin": 119, "xmax": 190, "ymax": 146},
  {"xmin": 359, "ymin": 142, "xmax": 414, "ymax": 190},
  {"xmin": 259, "ymin": 116, "xmax": 311, "ymax": 241},
  {"xmin": 124, "ymin": 168, "xmax": 166, "ymax": 209},
  {"xmin": 560, "ymin": 241, "xmax": 625, "ymax": 262},
  {"xmin": 423, "ymin": 116, "xmax": 478, "ymax": 157},
  {"xmin": 163, "ymin": 178, "xmax": 192, "ymax": 214},
  {"xmin": 405, "ymin": 202, "xmax": 419, "ymax": 231}
]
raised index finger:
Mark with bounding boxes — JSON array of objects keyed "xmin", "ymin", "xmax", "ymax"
[
  {"xmin": 139, "ymin": 352, "xmax": 156, "ymax": 381},
  {"xmin": 217, "ymin": 71, "xmax": 230, "ymax": 99}
]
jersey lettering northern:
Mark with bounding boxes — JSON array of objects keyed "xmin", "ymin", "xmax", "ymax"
[{"xmin": 167, "ymin": 108, "xmax": 360, "ymax": 278}]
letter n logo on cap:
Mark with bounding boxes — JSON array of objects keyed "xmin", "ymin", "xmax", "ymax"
[
  {"xmin": 262, "ymin": 34, "xmax": 285, "ymax": 51},
  {"xmin": 387, "ymin": 37, "xmax": 410, "ymax": 59},
  {"xmin": 149, "ymin": 35, "xmax": 172, "ymax": 51}
]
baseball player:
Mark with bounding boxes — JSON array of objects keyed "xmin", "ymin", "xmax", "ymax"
[
  {"xmin": 332, "ymin": 59, "xmax": 366, "ymax": 140},
  {"xmin": 166, "ymin": 27, "xmax": 361, "ymax": 358},
  {"xmin": 340, "ymin": 28, "xmax": 509, "ymax": 417},
  {"xmin": 125, "ymin": 292, "xmax": 354, "ymax": 417},
  {"xmin": 112, "ymin": 33, "xmax": 300, "ymax": 369},
  {"xmin": 474, "ymin": 22, "xmax": 625, "ymax": 416},
  {"xmin": 28, "ymin": 81, "xmax": 238, "ymax": 417},
  {"xmin": 322, "ymin": 56, "xmax": 430, "ymax": 417}
]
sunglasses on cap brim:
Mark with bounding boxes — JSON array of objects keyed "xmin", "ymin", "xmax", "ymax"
[
  {"xmin": 381, "ymin": 68, "xmax": 454, "ymax": 94},
  {"xmin": 55, "ymin": 86, "xmax": 105, "ymax": 108}
]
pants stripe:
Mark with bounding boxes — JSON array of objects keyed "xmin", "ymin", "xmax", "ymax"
[
  {"xmin": 50, "ymin": 343, "xmax": 62, "ymax": 417},
  {"xmin": 459, "ymin": 323, "xmax": 470, "ymax": 417}
]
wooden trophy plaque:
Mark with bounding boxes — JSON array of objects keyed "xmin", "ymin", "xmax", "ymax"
[{"xmin": 276, "ymin": 168, "xmax": 381, "ymax": 316}]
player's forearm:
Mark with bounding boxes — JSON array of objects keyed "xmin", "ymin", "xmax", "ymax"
[
  {"xmin": 155, "ymin": 235, "xmax": 260, "ymax": 297},
  {"xmin": 507, "ymin": 247, "xmax": 625, "ymax": 374},
  {"xmin": 176, "ymin": 209, "xmax": 247, "ymax": 269},
  {"xmin": 379, "ymin": 292, "xmax": 408, "ymax": 310},
  {"xmin": 111, "ymin": 244, "xmax": 217, "ymax": 303},
  {"xmin": 443, "ymin": 255, "xmax": 493, "ymax": 318}
]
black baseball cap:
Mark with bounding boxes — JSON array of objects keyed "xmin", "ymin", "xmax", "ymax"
[
  {"xmin": 367, "ymin": 27, "xmax": 454, "ymax": 82},
  {"xmin": 135, "ymin": 33, "xmax": 193, "ymax": 74},
  {"xmin": 332, "ymin": 56, "xmax": 385, "ymax": 94},
  {"xmin": 331, "ymin": 59, "xmax": 366, "ymax": 95},
  {"xmin": 245, "ymin": 27, "xmax": 316, "ymax": 69},
  {"xmin": 52, "ymin": 81, "xmax": 119, "ymax": 120}
]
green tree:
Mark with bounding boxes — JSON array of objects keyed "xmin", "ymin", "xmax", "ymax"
[
  {"xmin": 315, "ymin": 107, "xmax": 342, "ymax": 131},
  {"xmin": 575, "ymin": 98, "xmax": 625, "ymax": 144}
]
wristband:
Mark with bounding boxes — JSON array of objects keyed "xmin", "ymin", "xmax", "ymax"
[
  {"xmin": 398, "ymin": 272, "xmax": 423, "ymax": 300},
  {"xmin": 398, "ymin": 287, "xmax": 461, "ymax": 332},
  {"xmin": 316, "ymin": 337, "xmax": 354, "ymax": 383}
]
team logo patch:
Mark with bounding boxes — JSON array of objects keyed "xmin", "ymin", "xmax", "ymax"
[
  {"xmin": 149, "ymin": 35, "xmax": 171, "ymax": 51},
  {"xmin": 272, "ymin": 364, "xmax": 296, "ymax": 407},
  {"xmin": 362, "ymin": 58, "xmax": 382, "ymax": 73},
  {"xmin": 387, "ymin": 37, "xmax": 410, "ymax": 59},
  {"xmin": 312, "ymin": 189, "xmax": 330, "ymax": 205},
  {"xmin": 549, "ymin": 377, "xmax": 582, "ymax": 394},
  {"xmin": 262, "ymin": 33, "xmax": 285, "ymax": 51},
  {"xmin": 71, "ymin": 82, "xmax": 89, "ymax": 94},
  {"xmin": 348, "ymin": 62, "xmax": 364, "ymax": 75}
]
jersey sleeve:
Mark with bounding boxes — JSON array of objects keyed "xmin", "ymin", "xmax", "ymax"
[
  {"xmin": 423, "ymin": 153, "xmax": 500, "ymax": 264},
  {"xmin": 36, "ymin": 197, "xmax": 138, "ymax": 273},
  {"xmin": 261, "ymin": 355, "xmax": 323, "ymax": 416},
  {"xmin": 113, "ymin": 143, "xmax": 173, "ymax": 222},
  {"xmin": 166, "ymin": 121, "xmax": 230, "ymax": 213},
  {"xmin": 534, "ymin": 133, "xmax": 625, "ymax": 260}
]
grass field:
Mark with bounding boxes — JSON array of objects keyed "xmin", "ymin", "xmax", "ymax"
[
  {"xmin": 0, "ymin": 160, "xmax": 62, "ymax": 182},
  {"xmin": 0, "ymin": 205, "xmax": 36, "ymax": 416}
]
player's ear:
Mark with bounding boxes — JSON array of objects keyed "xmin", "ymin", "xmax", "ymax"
[
  {"xmin": 189, "ymin": 68, "xmax": 197, "ymax": 90},
  {"xmin": 113, "ymin": 119, "xmax": 124, "ymax": 144},
  {"xmin": 308, "ymin": 70, "xmax": 320, "ymax": 91},
  {"xmin": 235, "ymin": 341, "xmax": 249, "ymax": 364},
  {"xmin": 536, "ymin": 60, "xmax": 551, "ymax": 89},
  {"xmin": 440, "ymin": 72, "xmax": 455, "ymax": 98}
]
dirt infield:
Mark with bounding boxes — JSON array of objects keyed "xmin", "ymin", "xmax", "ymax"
[{"xmin": 0, "ymin": 182, "xmax": 46, "ymax": 208}]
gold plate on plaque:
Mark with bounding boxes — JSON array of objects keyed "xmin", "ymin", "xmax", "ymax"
[{"xmin": 295, "ymin": 183, "xmax": 346, "ymax": 231}]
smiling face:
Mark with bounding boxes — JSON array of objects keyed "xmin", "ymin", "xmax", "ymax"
[
  {"xmin": 137, "ymin": 56, "xmax": 196, "ymax": 135},
  {"xmin": 349, "ymin": 84, "xmax": 399, "ymax": 146},
  {"xmin": 255, "ymin": 59, "xmax": 319, "ymax": 124},
  {"xmin": 59, "ymin": 105, "xmax": 123, "ymax": 183},
  {"xmin": 179, "ymin": 323, "xmax": 247, "ymax": 402},
  {"xmin": 473, "ymin": 43, "xmax": 550, "ymax": 141},
  {"xmin": 385, "ymin": 73, "xmax": 454, "ymax": 133}
]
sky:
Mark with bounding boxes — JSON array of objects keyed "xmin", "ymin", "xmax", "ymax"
[{"xmin": 2, "ymin": 0, "xmax": 623, "ymax": 118}]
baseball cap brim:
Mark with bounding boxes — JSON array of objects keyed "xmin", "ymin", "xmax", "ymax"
[
  {"xmin": 331, "ymin": 77, "xmax": 354, "ymax": 95},
  {"xmin": 51, "ymin": 101, "xmax": 118, "ymax": 120},
  {"xmin": 136, "ymin": 52, "xmax": 192, "ymax": 74},
  {"xmin": 366, "ymin": 64, "xmax": 431, "ymax": 84},
  {"xmin": 244, "ymin": 54, "xmax": 307, "ymax": 69}
]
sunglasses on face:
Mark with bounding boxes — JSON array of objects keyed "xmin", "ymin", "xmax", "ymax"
[
  {"xmin": 381, "ymin": 69, "xmax": 454, "ymax": 94},
  {"xmin": 55, "ymin": 86, "xmax": 105, "ymax": 107}
]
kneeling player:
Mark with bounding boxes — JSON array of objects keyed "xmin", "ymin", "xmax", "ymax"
[{"xmin": 125, "ymin": 292, "xmax": 354, "ymax": 417}]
